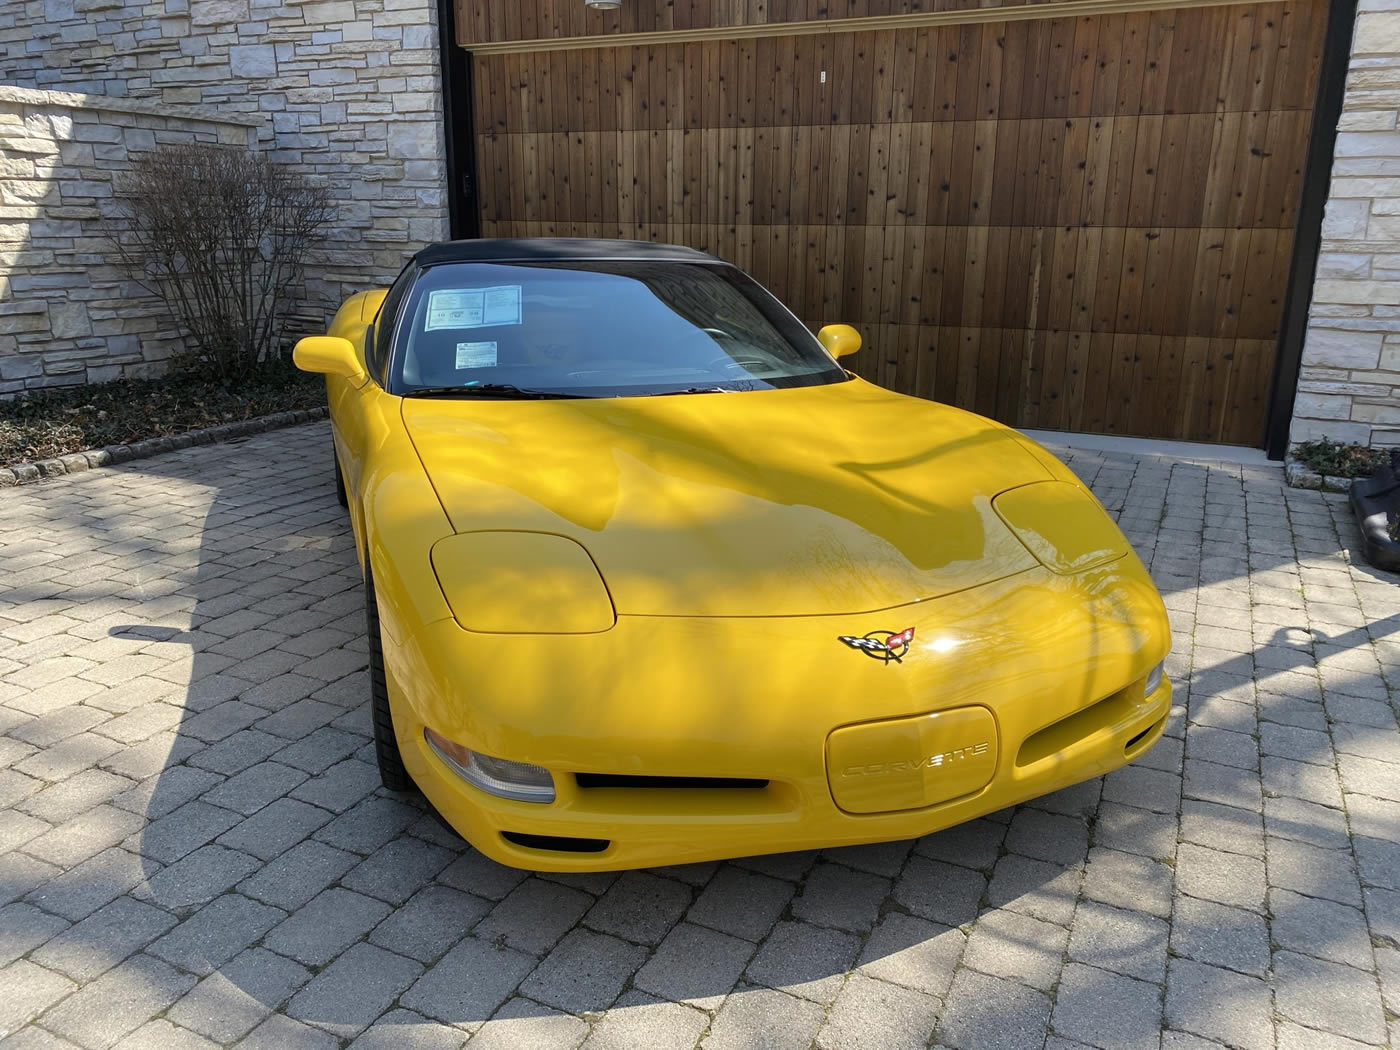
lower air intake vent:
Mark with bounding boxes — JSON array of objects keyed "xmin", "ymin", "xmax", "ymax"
[
  {"xmin": 501, "ymin": 832, "xmax": 609, "ymax": 853},
  {"xmin": 574, "ymin": 774, "xmax": 770, "ymax": 790}
]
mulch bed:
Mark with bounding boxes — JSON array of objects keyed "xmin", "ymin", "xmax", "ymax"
[{"xmin": 0, "ymin": 361, "xmax": 326, "ymax": 469}]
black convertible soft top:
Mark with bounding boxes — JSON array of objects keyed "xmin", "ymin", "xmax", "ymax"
[{"xmin": 412, "ymin": 238, "xmax": 723, "ymax": 267}]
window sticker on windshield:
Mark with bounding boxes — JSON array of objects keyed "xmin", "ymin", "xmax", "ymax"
[
  {"xmin": 424, "ymin": 286, "xmax": 522, "ymax": 331},
  {"xmin": 455, "ymin": 341, "xmax": 498, "ymax": 369},
  {"xmin": 482, "ymin": 285, "xmax": 522, "ymax": 326}
]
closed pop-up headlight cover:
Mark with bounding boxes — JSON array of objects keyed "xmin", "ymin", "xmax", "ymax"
[
  {"xmin": 430, "ymin": 531, "xmax": 616, "ymax": 634},
  {"xmin": 992, "ymin": 481, "xmax": 1129, "ymax": 575}
]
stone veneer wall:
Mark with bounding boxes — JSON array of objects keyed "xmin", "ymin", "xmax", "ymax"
[
  {"xmin": 0, "ymin": 0, "xmax": 449, "ymax": 385},
  {"xmin": 0, "ymin": 86, "xmax": 261, "ymax": 390},
  {"xmin": 1291, "ymin": 4, "xmax": 1400, "ymax": 448}
]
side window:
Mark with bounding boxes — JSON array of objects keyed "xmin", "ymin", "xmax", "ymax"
[{"xmin": 369, "ymin": 263, "xmax": 416, "ymax": 384}]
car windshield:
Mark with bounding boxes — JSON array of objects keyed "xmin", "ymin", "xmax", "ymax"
[{"xmin": 389, "ymin": 259, "xmax": 850, "ymax": 398}]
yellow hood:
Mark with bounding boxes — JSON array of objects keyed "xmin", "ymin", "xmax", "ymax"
[{"xmin": 402, "ymin": 379, "xmax": 1050, "ymax": 617}]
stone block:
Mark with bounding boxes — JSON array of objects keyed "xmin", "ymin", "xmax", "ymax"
[
  {"xmin": 230, "ymin": 44, "xmax": 277, "ymax": 76},
  {"xmin": 47, "ymin": 301, "xmax": 91, "ymax": 339},
  {"xmin": 1368, "ymin": 212, "xmax": 1400, "ymax": 239},
  {"xmin": 1302, "ymin": 326, "xmax": 1385, "ymax": 369},
  {"xmin": 1353, "ymin": 400, "xmax": 1400, "ymax": 423},
  {"xmin": 387, "ymin": 120, "xmax": 440, "ymax": 159},
  {"xmin": 1322, "ymin": 198, "xmax": 1372, "ymax": 237},
  {"xmin": 1355, "ymin": 11, "xmax": 1400, "ymax": 53}
]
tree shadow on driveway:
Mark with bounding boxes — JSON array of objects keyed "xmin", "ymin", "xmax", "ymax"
[{"xmin": 1, "ymin": 426, "xmax": 1394, "ymax": 1048}]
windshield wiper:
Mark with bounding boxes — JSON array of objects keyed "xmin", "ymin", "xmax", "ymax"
[
  {"xmin": 404, "ymin": 383, "xmax": 593, "ymax": 400},
  {"xmin": 650, "ymin": 386, "xmax": 731, "ymax": 396}
]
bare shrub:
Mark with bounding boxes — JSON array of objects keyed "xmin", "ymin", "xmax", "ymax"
[{"xmin": 113, "ymin": 144, "xmax": 333, "ymax": 383}]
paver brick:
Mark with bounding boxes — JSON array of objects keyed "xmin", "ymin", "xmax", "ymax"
[
  {"xmin": 1179, "ymin": 798, "xmax": 1264, "ymax": 857},
  {"xmin": 816, "ymin": 972, "xmax": 939, "ymax": 1050},
  {"xmin": 344, "ymin": 1009, "xmax": 468, "ymax": 1050},
  {"xmin": 788, "ymin": 861, "xmax": 889, "ymax": 933},
  {"xmin": 1005, "ymin": 807, "xmax": 1091, "ymax": 865},
  {"xmin": 24, "ymin": 804, "xmax": 146, "ymax": 868},
  {"xmin": 937, "ymin": 968, "xmax": 1051, "ymax": 1050},
  {"xmin": 286, "ymin": 942, "xmax": 423, "ymax": 1038},
  {"xmin": 962, "ymin": 907, "xmax": 1067, "ymax": 990},
  {"xmin": 744, "ymin": 920, "xmax": 861, "ymax": 1006},
  {"xmin": 147, "ymin": 893, "xmax": 285, "ymax": 977},
  {"xmin": 312, "ymin": 795, "xmax": 419, "ymax": 854},
  {"xmin": 463, "ymin": 997, "xmax": 588, "ymax": 1050},
  {"xmin": 687, "ymin": 865, "xmax": 794, "ymax": 941},
  {"xmin": 475, "ymin": 879, "xmax": 594, "ymax": 957},
  {"xmin": 368, "ymin": 884, "xmax": 490, "ymax": 963},
  {"xmin": 700, "ymin": 985, "xmax": 824, "ymax": 1050},
  {"xmin": 633, "ymin": 921, "xmax": 753, "ymax": 1011},
  {"xmin": 579, "ymin": 992, "xmax": 707, "ymax": 1050},
  {"xmin": 39, "ymin": 953, "xmax": 195, "ymax": 1050},
  {"xmin": 401, "ymin": 935, "xmax": 536, "ymax": 1025},
  {"xmin": 1273, "ymin": 950, "xmax": 1388, "ymax": 1044},
  {"xmin": 30, "ymin": 896, "xmax": 176, "ymax": 982},
  {"xmin": 1066, "ymin": 901, "xmax": 1169, "ymax": 983},
  {"xmin": 1263, "ymin": 794, "xmax": 1352, "ymax": 851},
  {"xmin": 1092, "ymin": 801, "xmax": 1179, "ymax": 860},
  {"xmin": 856, "ymin": 911, "xmax": 964, "ymax": 997},
  {"xmin": 234, "ymin": 839, "xmax": 358, "ymax": 910},
  {"xmin": 231, "ymin": 1013, "xmax": 339, "ymax": 1050},
  {"xmin": 0, "ymin": 959, "xmax": 78, "ymax": 1034},
  {"xmin": 262, "ymin": 887, "xmax": 391, "ymax": 968},
  {"xmin": 1183, "ymin": 757, "xmax": 1262, "ymax": 811},
  {"xmin": 1170, "ymin": 896, "xmax": 1270, "ymax": 975},
  {"xmin": 24, "ymin": 847, "xmax": 140, "ymax": 921},
  {"xmin": 1051, "ymin": 963, "xmax": 1163, "ymax": 1050},
  {"xmin": 167, "ymin": 947, "xmax": 311, "ymax": 1043},
  {"xmin": 1165, "ymin": 958, "xmax": 1273, "ymax": 1050},
  {"xmin": 582, "ymin": 871, "xmax": 692, "ymax": 945},
  {"xmin": 1266, "ymin": 835, "xmax": 1363, "ymax": 906},
  {"xmin": 915, "ymin": 817, "xmax": 1006, "ymax": 870},
  {"xmin": 821, "ymin": 838, "xmax": 913, "ymax": 877},
  {"xmin": 1081, "ymin": 847, "xmax": 1173, "ymax": 919},
  {"xmin": 1270, "ymin": 889, "xmax": 1375, "ymax": 969},
  {"xmin": 518, "ymin": 929, "xmax": 647, "ymax": 1014},
  {"xmin": 199, "ymin": 762, "xmax": 308, "ymax": 815},
  {"xmin": 1102, "ymin": 764, "xmax": 1182, "ymax": 814}
]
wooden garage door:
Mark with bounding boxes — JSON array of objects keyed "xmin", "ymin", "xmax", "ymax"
[{"xmin": 470, "ymin": 1, "xmax": 1327, "ymax": 444}]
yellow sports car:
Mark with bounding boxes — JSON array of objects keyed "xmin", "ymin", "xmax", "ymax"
[{"xmin": 294, "ymin": 238, "xmax": 1172, "ymax": 872}]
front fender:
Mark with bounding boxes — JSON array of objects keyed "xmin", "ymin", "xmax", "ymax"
[{"xmin": 356, "ymin": 394, "xmax": 456, "ymax": 646}]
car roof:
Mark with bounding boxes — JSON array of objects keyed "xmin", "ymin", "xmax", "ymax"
[{"xmin": 412, "ymin": 238, "xmax": 725, "ymax": 267}]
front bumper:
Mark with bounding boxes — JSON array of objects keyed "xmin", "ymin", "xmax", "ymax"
[{"xmin": 386, "ymin": 558, "xmax": 1172, "ymax": 871}]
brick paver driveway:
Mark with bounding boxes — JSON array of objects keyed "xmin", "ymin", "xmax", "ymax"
[{"xmin": 2, "ymin": 421, "xmax": 1398, "ymax": 1050}]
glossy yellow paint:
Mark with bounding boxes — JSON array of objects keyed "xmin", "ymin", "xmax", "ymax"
[
  {"xmin": 300, "ymin": 289, "xmax": 1172, "ymax": 872},
  {"xmin": 817, "ymin": 323, "xmax": 862, "ymax": 359},
  {"xmin": 994, "ymin": 481, "xmax": 1132, "ymax": 575},
  {"xmin": 431, "ymin": 531, "xmax": 616, "ymax": 634},
  {"xmin": 828, "ymin": 706, "xmax": 999, "ymax": 814},
  {"xmin": 292, "ymin": 336, "xmax": 363, "ymax": 380}
]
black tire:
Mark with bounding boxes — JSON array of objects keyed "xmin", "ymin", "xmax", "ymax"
[
  {"xmin": 366, "ymin": 568, "xmax": 412, "ymax": 792},
  {"xmin": 333, "ymin": 444, "xmax": 349, "ymax": 509}
]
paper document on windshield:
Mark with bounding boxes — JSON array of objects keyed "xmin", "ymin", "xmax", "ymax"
[
  {"xmin": 424, "ymin": 286, "xmax": 522, "ymax": 331},
  {"xmin": 455, "ymin": 342, "xmax": 498, "ymax": 369}
]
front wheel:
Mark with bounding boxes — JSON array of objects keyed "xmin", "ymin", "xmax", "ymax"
[
  {"xmin": 333, "ymin": 443, "xmax": 348, "ymax": 509},
  {"xmin": 365, "ymin": 568, "xmax": 411, "ymax": 791}
]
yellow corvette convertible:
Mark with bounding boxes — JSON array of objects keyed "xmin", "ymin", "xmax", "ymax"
[{"xmin": 293, "ymin": 238, "xmax": 1172, "ymax": 872}]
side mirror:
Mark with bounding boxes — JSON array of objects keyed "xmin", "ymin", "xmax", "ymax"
[
  {"xmin": 293, "ymin": 336, "xmax": 365, "ymax": 381},
  {"xmin": 817, "ymin": 324, "xmax": 862, "ymax": 360}
]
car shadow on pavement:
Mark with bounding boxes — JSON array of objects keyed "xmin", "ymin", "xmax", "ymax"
[{"xmin": 2, "ymin": 426, "xmax": 1395, "ymax": 1048}]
